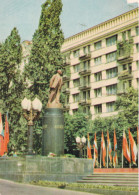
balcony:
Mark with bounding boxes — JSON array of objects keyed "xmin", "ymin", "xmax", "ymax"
[
  {"xmin": 79, "ymin": 53, "xmax": 91, "ymax": 60},
  {"xmin": 117, "ymin": 55, "xmax": 133, "ymax": 64},
  {"xmin": 63, "ymin": 75, "xmax": 70, "ymax": 82},
  {"xmin": 79, "ymin": 68, "xmax": 91, "ymax": 75},
  {"xmin": 63, "ymin": 60, "xmax": 70, "ymax": 66},
  {"xmin": 62, "ymin": 88, "xmax": 70, "ymax": 94},
  {"xmin": 117, "ymin": 39, "xmax": 133, "ymax": 64},
  {"xmin": 63, "ymin": 104, "xmax": 70, "ymax": 110},
  {"xmin": 79, "ymin": 83, "xmax": 91, "ymax": 90},
  {"xmin": 79, "ymin": 99, "xmax": 91, "ymax": 105},
  {"xmin": 118, "ymin": 70, "xmax": 133, "ymax": 80}
]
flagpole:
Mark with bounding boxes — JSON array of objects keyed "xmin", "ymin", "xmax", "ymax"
[
  {"xmin": 122, "ymin": 149, "xmax": 123, "ymax": 168},
  {"xmin": 100, "ymin": 147, "xmax": 101, "ymax": 168},
  {"xmin": 94, "ymin": 148, "xmax": 95, "ymax": 168},
  {"xmin": 129, "ymin": 141, "xmax": 131, "ymax": 168},
  {"xmin": 107, "ymin": 145, "xmax": 108, "ymax": 168}
]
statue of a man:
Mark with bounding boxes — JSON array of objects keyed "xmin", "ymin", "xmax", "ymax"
[{"xmin": 48, "ymin": 70, "xmax": 63, "ymax": 106}]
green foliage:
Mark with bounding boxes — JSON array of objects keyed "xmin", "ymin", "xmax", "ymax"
[
  {"xmin": 30, "ymin": 180, "xmax": 138, "ymax": 192},
  {"xmin": 64, "ymin": 111, "xmax": 89, "ymax": 155},
  {"xmin": 117, "ymin": 38, "xmax": 133, "ymax": 58},
  {"xmin": 24, "ymin": 0, "xmax": 64, "ymax": 153},
  {"xmin": 115, "ymin": 87, "xmax": 138, "ymax": 128},
  {"xmin": 0, "ymin": 28, "xmax": 27, "ymax": 153}
]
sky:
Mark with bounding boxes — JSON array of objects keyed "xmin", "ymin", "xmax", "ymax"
[{"xmin": 0, "ymin": 0, "xmax": 138, "ymax": 42}]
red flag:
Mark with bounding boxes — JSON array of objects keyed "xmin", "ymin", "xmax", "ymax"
[
  {"xmin": 87, "ymin": 133, "xmax": 92, "ymax": 159},
  {"xmin": 93, "ymin": 132, "xmax": 98, "ymax": 167},
  {"xmin": 129, "ymin": 129, "xmax": 137, "ymax": 164},
  {"xmin": 113, "ymin": 129, "xmax": 117, "ymax": 167},
  {"xmin": 107, "ymin": 130, "xmax": 112, "ymax": 164},
  {"xmin": 101, "ymin": 131, "xmax": 106, "ymax": 167},
  {"xmin": 122, "ymin": 131, "xmax": 131, "ymax": 163},
  {"xmin": 0, "ymin": 113, "xmax": 4, "ymax": 156},
  {"xmin": 4, "ymin": 113, "xmax": 9, "ymax": 153}
]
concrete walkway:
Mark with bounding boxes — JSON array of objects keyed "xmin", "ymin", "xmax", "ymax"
[{"xmin": 0, "ymin": 179, "xmax": 99, "ymax": 195}]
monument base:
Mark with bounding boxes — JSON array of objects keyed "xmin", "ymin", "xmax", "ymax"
[
  {"xmin": 0, "ymin": 156, "xmax": 94, "ymax": 183},
  {"xmin": 42, "ymin": 108, "xmax": 64, "ymax": 156}
]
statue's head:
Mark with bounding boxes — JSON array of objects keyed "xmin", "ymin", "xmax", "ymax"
[{"xmin": 57, "ymin": 69, "xmax": 62, "ymax": 75}]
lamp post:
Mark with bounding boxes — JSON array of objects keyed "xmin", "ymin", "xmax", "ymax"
[
  {"xmin": 76, "ymin": 136, "xmax": 86, "ymax": 158},
  {"xmin": 21, "ymin": 97, "xmax": 42, "ymax": 155}
]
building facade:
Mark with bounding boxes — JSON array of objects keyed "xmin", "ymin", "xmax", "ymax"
[{"xmin": 61, "ymin": 8, "xmax": 139, "ymax": 120}]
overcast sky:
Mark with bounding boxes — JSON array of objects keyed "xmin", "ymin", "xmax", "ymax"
[{"xmin": 0, "ymin": 0, "xmax": 138, "ymax": 42}]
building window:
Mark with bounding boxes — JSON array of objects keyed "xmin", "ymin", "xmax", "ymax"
[
  {"xmin": 94, "ymin": 56, "xmax": 102, "ymax": 65},
  {"xmin": 73, "ymin": 49, "xmax": 80, "ymax": 58},
  {"xmin": 83, "ymin": 106, "xmax": 90, "ymax": 114},
  {"xmin": 136, "ymin": 26, "xmax": 139, "ymax": 36},
  {"xmin": 74, "ymin": 64, "xmax": 80, "ymax": 73},
  {"xmin": 73, "ymin": 109, "xmax": 78, "ymax": 113},
  {"xmin": 94, "ymin": 41, "xmax": 102, "ymax": 50},
  {"xmin": 94, "ymin": 72, "xmax": 102, "ymax": 81},
  {"xmin": 83, "ymin": 60, "xmax": 90, "ymax": 70},
  {"xmin": 82, "ymin": 90, "xmax": 90, "ymax": 100},
  {"xmin": 94, "ymin": 104, "xmax": 102, "ymax": 114},
  {"xmin": 63, "ymin": 53, "xmax": 70, "ymax": 64},
  {"xmin": 73, "ymin": 93, "xmax": 80, "ymax": 103},
  {"xmin": 106, "ymin": 84, "xmax": 117, "ymax": 95},
  {"xmin": 106, "ymin": 52, "xmax": 116, "ymax": 63},
  {"xmin": 106, "ymin": 102, "xmax": 115, "ymax": 112},
  {"xmin": 106, "ymin": 35, "xmax": 117, "ymax": 47},
  {"xmin": 65, "ymin": 95, "xmax": 69, "ymax": 104},
  {"xmin": 127, "ymin": 29, "xmax": 131, "ymax": 39},
  {"xmin": 63, "ymin": 81, "xmax": 69, "ymax": 89},
  {"xmin": 122, "ymin": 63, "xmax": 132, "ymax": 73},
  {"xmin": 94, "ymin": 88, "xmax": 102, "ymax": 97},
  {"xmin": 122, "ymin": 31, "xmax": 126, "ymax": 40},
  {"xmin": 136, "ymin": 44, "xmax": 139, "ymax": 52},
  {"xmin": 128, "ymin": 80, "xmax": 132, "ymax": 87},
  {"xmin": 82, "ymin": 75, "xmax": 90, "ymax": 86},
  {"xmin": 73, "ymin": 78, "xmax": 80, "ymax": 87},
  {"xmin": 83, "ymin": 45, "xmax": 90, "ymax": 54},
  {"xmin": 106, "ymin": 67, "xmax": 118, "ymax": 79}
]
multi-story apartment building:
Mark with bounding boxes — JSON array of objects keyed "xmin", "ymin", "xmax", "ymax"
[
  {"xmin": 61, "ymin": 8, "xmax": 139, "ymax": 120},
  {"xmin": 20, "ymin": 40, "xmax": 32, "ymax": 73}
]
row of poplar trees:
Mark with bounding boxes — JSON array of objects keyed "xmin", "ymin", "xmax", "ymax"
[{"xmin": 0, "ymin": 0, "xmax": 64, "ymax": 154}]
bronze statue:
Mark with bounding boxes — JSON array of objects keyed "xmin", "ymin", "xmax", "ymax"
[{"xmin": 47, "ymin": 70, "xmax": 63, "ymax": 108}]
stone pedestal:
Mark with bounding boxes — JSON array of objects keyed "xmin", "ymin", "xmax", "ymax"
[{"xmin": 42, "ymin": 108, "xmax": 64, "ymax": 156}]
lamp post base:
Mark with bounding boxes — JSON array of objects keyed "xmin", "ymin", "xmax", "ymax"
[{"xmin": 27, "ymin": 125, "xmax": 34, "ymax": 155}]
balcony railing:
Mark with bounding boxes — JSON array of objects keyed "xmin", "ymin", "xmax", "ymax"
[
  {"xmin": 63, "ymin": 104, "xmax": 70, "ymax": 110},
  {"xmin": 63, "ymin": 75, "xmax": 70, "ymax": 82},
  {"xmin": 62, "ymin": 88, "xmax": 70, "ymax": 94},
  {"xmin": 79, "ymin": 83, "xmax": 91, "ymax": 90},
  {"xmin": 117, "ymin": 39, "xmax": 133, "ymax": 63},
  {"xmin": 79, "ymin": 53, "xmax": 91, "ymax": 60},
  {"xmin": 118, "ymin": 70, "xmax": 132, "ymax": 80},
  {"xmin": 63, "ymin": 59, "xmax": 70, "ymax": 66},
  {"xmin": 79, "ymin": 99, "xmax": 91, "ymax": 105},
  {"xmin": 79, "ymin": 68, "xmax": 91, "ymax": 75}
]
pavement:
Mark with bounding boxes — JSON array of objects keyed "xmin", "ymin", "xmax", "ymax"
[{"xmin": 0, "ymin": 179, "xmax": 100, "ymax": 195}]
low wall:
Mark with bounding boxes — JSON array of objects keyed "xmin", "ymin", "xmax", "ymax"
[
  {"xmin": 94, "ymin": 168, "xmax": 138, "ymax": 173},
  {"xmin": 0, "ymin": 156, "xmax": 94, "ymax": 183}
]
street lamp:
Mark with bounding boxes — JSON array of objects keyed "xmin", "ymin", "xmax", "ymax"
[
  {"xmin": 76, "ymin": 136, "xmax": 86, "ymax": 158},
  {"xmin": 21, "ymin": 97, "xmax": 42, "ymax": 155}
]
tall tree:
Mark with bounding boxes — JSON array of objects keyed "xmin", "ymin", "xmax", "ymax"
[
  {"xmin": 0, "ymin": 28, "xmax": 26, "ymax": 153},
  {"xmin": 115, "ymin": 87, "xmax": 138, "ymax": 128},
  {"xmin": 24, "ymin": 0, "xmax": 64, "ymax": 153},
  {"xmin": 24, "ymin": 0, "xmax": 64, "ymax": 105}
]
